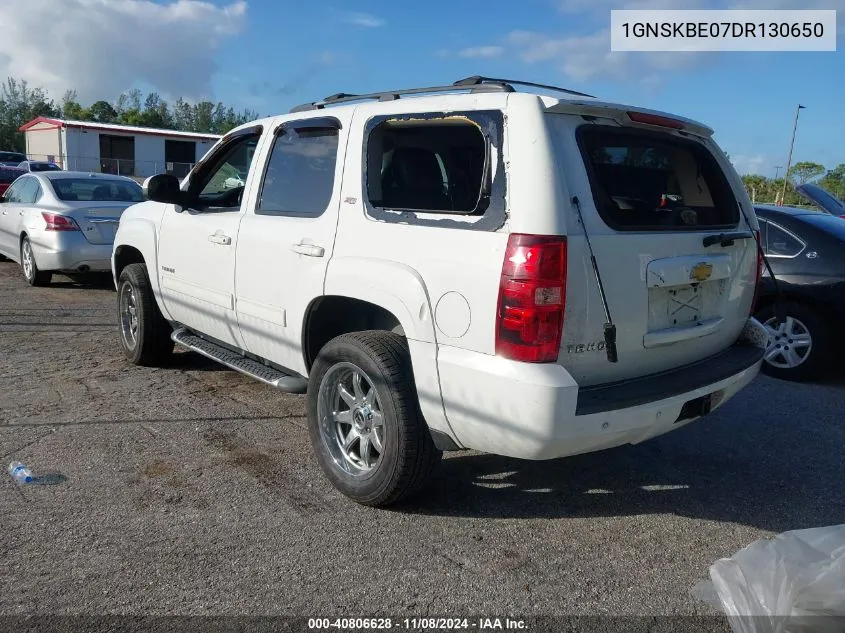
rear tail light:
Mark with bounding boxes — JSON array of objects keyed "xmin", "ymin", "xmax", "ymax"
[
  {"xmin": 750, "ymin": 229, "xmax": 763, "ymax": 315},
  {"xmin": 42, "ymin": 212, "xmax": 80, "ymax": 232},
  {"xmin": 626, "ymin": 111, "xmax": 685, "ymax": 129},
  {"xmin": 495, "ymin": 234, "xmax": 567, "ymax": 362}
]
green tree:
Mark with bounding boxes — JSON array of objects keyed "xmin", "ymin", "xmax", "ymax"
[
  {"xmin": 88, "ymin": 100, "xmax": 118, "ymax": 123},
  {"xmin": 788, "ymin": 161, "xmax": 825, "ymax": 186},
  {"xmin": 0, "ymin": 78, "xmax": 59, "ymax": 151},
  {"xmin": 819, "ymin": 164, "xmax": 845, "ymax": 200}
]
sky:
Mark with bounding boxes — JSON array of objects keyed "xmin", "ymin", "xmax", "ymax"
[{"xmin": 0, "ymin": 0, "xmax": 842, "ymax": 178}]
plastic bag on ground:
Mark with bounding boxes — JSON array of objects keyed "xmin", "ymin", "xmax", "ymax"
[{"xmin": 693, "ymin": 524, "xmax": 845, "ymax": 633}]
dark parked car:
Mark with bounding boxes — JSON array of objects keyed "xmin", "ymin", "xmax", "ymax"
[
  {"xmin": 0, "ymin": 151, "xmax": 27, "ymax": 167},
  {"xmin": 0, "ymin": 165, "xmax": 24, "ymax": 196},
  {"xmin": 754, "ymin": 204, "xmax": 845, "ymax": 381}
]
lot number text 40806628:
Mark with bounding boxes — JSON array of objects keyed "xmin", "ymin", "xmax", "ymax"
[{"xmin": 307, "ymin": 617, "xmax": 527, "ymax": 630}]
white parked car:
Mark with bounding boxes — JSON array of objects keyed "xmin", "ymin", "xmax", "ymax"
[
  {"xmin": 0, "ymin": 171, "xmax": 144, "ymax": 285},
  {"xmin": 17, "ymin": 160, "xmax": 63, "ymax": 173},
  {"xmin": 111, "ymin": 76, "xmax": 769, "ymax": 506}
]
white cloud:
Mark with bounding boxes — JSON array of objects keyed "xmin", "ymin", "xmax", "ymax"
[
  {"xmin": 0, "ymin": 0, "xmax": 247, "ymax": 103},
  {"xmin": 508, "ymin": 29, "xmax": 705, "ymax": 82},
  {"xmin": 458, "ymin": 46, "xmax": 504, "ymax": 59},
  {"xmin": 341, "ymin": 12, "xmax": 385, "ymax": 28},
  {"xmin": 730, "ymin": 153, "xmax": 778, "ymax": 176}
]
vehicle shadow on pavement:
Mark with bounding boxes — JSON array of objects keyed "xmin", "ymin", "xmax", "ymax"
[
  {"xmin": 49, "ymin": 272, "xmax": 115, "ymax": 290},
  {"xmin": 404, "ymin": 376, "xmax": 845, "ymax": 532}
]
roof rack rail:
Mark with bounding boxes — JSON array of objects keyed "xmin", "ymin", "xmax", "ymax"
[
  {"xmin": 290, "ymin": 81, "xmax": 512, "ymax": 113},
  {"xmin": 289, "ymin": 75, "xmax": 596, "ymax": 113},
  {"xmin": 453, "ymin": 76, "xmax": 596, "ymax": 99}
]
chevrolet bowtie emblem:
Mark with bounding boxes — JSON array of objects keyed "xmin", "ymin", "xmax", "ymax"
[{"xmin": 690, "ymin": 262, "xmax": 713, "ymax": 283}]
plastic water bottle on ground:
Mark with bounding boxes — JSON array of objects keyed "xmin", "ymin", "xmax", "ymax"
[{"xmin": 9, "ymin": 461, "xmax": 33, "ymax": 483}]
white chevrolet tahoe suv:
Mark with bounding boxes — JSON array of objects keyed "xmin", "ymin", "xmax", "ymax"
[{"xmin": 111, "ymin": 76, "xmax": 769, "ymax": 507}]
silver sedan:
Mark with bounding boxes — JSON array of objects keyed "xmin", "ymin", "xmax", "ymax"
[{"xmin": 0, "ymin": 171, "xmax": 144, "ymax": 286}]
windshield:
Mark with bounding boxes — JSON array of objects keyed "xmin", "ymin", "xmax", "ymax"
[{"xmin": 51, "ymin": 178, "xmax": 145, "ymax": 202}]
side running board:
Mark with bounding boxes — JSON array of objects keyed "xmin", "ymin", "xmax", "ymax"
[{"xmin": 171, "ymin": 328, "xmax": 308, "ymax": 394}]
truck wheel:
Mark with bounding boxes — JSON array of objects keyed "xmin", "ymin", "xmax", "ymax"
[
  {"xmin": 756, "ymin": 302, "xmax": 831, "ymax": 382},
  {"xmin": 307, "ymin": 331, "xmax": 441, "ymax": 507},
  {"xmin": 117, "ymin": 263, "xmax": 174, "ymax": 366},
  {"xmin": 20, "ymin": 237, "xmax": 52, "ymax": 286}
]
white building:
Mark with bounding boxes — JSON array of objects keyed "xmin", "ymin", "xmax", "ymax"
[{"xmin": 19, "ymin": 117, "xmax": 221, "ymax": 179}]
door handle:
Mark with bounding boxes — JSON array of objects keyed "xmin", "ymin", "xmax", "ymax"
[
  {"xmin": 208, "ymin": 233, "xmax": 232, "ymax": 246},
  {"xmin": 291, "ymin": 243, "xmax": 325, "ymax": 257}
]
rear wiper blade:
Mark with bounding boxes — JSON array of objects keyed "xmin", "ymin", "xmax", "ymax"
[{"xmin": 702, "ymin": 231, "xmax": 754, "ymax": 248}]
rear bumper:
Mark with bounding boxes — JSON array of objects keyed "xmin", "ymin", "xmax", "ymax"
[
  {"xmin": 436, "ymin": 318, "xmax": 767, "ymax": 460},
  {"xmin": 30, "ymin": 232, "xmax": 113, "ymax": 272}
]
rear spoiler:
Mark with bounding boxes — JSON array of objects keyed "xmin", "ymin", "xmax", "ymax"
[{"xmin": 545, "ymin": 101, "xmax": 714, "ymax": 138}]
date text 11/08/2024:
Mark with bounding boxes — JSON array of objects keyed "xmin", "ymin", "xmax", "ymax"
[{"xmin": 307, "ymin": 617, "xmax": 527, "ymax": 630}]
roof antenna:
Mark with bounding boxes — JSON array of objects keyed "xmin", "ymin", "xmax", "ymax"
[{"xmin": 572, "ymin": 195, "xmax": 618, "ymax": 363}]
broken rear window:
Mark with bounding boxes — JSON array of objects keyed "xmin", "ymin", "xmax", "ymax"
[
  {"xmin": 366, "ymin": 117, "xmax": 487, "ymax": 214},
  {"xmin": 577, "ymin": 126, "xmax": 739, "ymax": 231}
]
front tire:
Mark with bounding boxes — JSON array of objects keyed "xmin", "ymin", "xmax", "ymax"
[
  {"xmin": 20, "ymin": 237, "xmax": 51, "ymax": 286},
  {"xmin": 307, "ymin": 331, "xmax": 441, "ymax": 507},
  {"xmin": 117, "ymin": 263, "xmax": 174, "ymax": 366},
  {"xmin": 756, "ymin": 302, "xmax": 831, "ymax": 382}
]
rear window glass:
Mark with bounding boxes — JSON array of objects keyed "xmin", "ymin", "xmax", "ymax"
[
  {"xmin": 29, "ymin": 163, "xmax": 61, "ymax": 172},
  {"xmin": 577, "ymin": 126, "xmax": 739, "ymax": 231},
  {"xmin": 0, "ymin": 152, "xmax": 26, "ymax": 162},
  {"xmin": 51, "ymin": 178, "xmax": 144, "ymax": 202}
]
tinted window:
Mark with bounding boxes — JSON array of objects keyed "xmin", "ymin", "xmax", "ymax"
[
  {"xmin": 257, "ymin": 128, "xmax": 338, "ymax": 216},
  {"xmin": 51, "ymin": 178, "xmax": 144, "ymax": 202},
  {"xmin": 766, "ymin": 223, "xmax": 804, "ymax": 257},
  {"xmin": 29, "ymin": 163, "xmax": 61, "ymax": 172},
  {"xmin": 366, "ymin": 119, "xmax": 487, "ymax": 214},
  {"xmin": 577, "ymin": 126, "xmax": 739, "ymax": 231}
]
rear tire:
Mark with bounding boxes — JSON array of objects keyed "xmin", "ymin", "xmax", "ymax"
[
  {"xmin": 756, "ymin": 302, "xmax": 831, "ymax": 382},
  {"xmin": 307, "ymin": 331, "xmax": 441, "ymax": 507},
  {"xmin": 20, "ymin": 237, "xmax": 51, "ymax": 286},
  {"xmin": 117, "ymin": 263, "xmax": 174, "ymax": 366}
]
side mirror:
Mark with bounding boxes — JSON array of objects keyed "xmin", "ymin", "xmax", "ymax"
[{"xmin": 143, "ymin": 174, "xmax": 187, "ymax": 206}]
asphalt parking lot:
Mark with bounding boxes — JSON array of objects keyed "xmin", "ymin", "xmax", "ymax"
[{"xmin": 1, "ymin": 261, "xmax": 844, "ymax": 624}]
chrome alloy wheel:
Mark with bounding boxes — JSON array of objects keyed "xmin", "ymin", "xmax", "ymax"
[
  {"xmin": 21, "ymin": 240, "xmax": 34, "ymax": 280},
  {"xmin": 763, "ymin": 315, "xmax": 812, "ymax": 369},
  {"xmin": 119, "ymin": 281, "xmax": 139, "ymax": 350},
  {"xmin": 317, "ymin": 362, "xmax": 385, "ymax": 475}
]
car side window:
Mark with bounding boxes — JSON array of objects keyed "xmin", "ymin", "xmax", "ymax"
[
  {"xmin": 256, "ymin": 126, "xmax": 339, "ymax": 217},
  {"xmin": 190, "ymin": 133, "xmax": 261, "ymax": 211},
  {"xmin": 766, "ymin": 222, "xmax": 804, "ymax": 257},
  {"xmin": 16, "ymin": 178, "xmax": 40, "ymax": 204},
  {"xmin": 3, "ymin": 179, "xmax": 24, "ymax": 202},
  {"xmin": 365, "ymin": 115, "xmax": 490, "ymax": 215}
]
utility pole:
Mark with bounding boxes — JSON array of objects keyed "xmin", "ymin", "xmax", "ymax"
[
  {"xmin": 780, "ymin": 104, "xmax": 805, "ymax": 205},
  {"xmin": 774, "ymin": 166, "xmax": 782, "ymax": 180}
]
